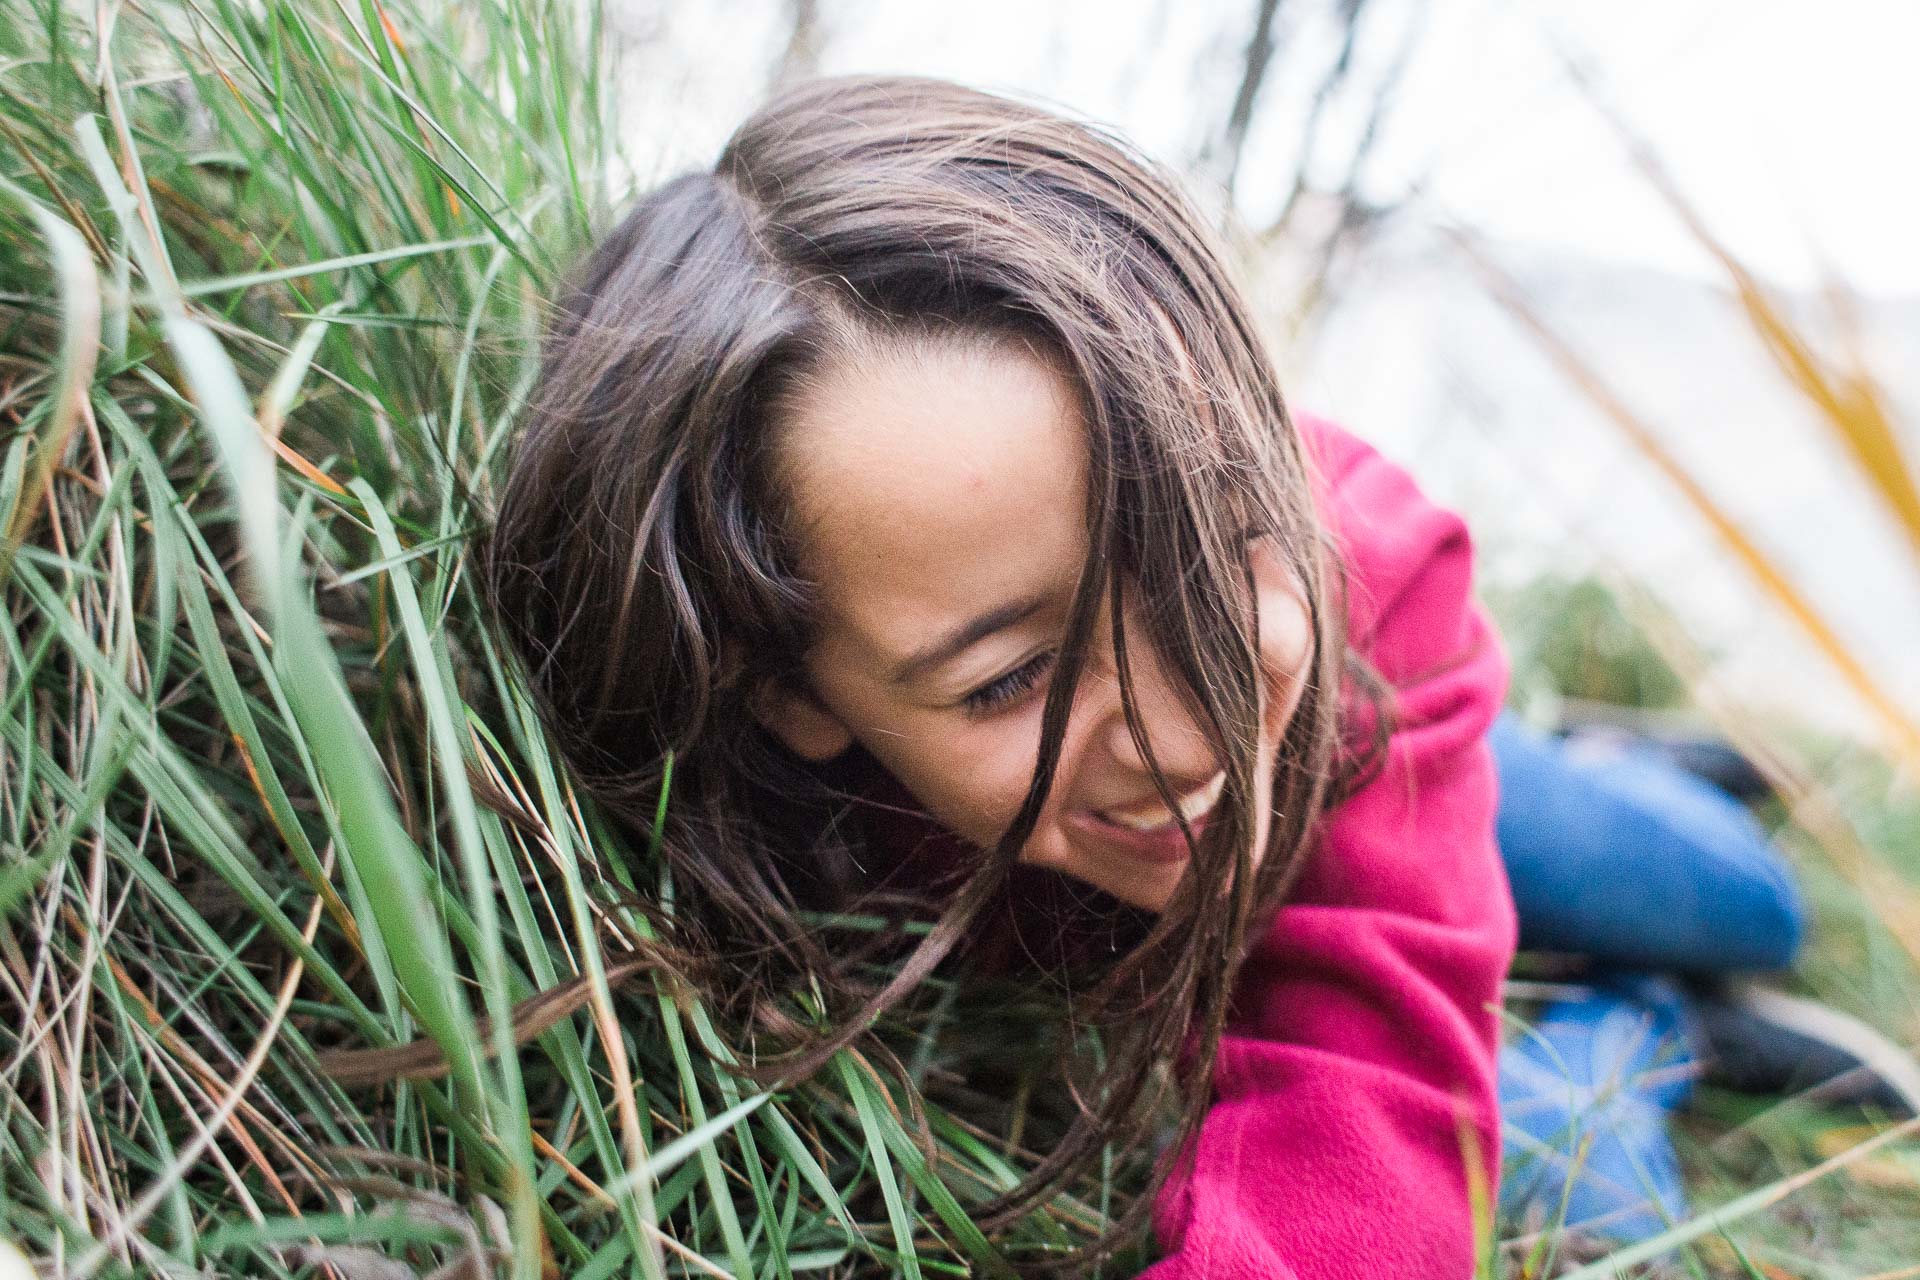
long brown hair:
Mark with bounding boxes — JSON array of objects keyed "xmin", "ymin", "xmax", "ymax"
[{"xmin": 474, "ymin": 74, "xmax": 1391, "ymax": 1274}]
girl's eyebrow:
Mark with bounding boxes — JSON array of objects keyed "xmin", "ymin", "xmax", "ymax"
[{"xmin": 890, "ymin": 595, "xmax": 1047, "ymax": 687}]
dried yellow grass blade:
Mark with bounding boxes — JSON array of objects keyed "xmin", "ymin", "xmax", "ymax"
[
  {"xmin": 1577, "ymin": 67, "xmax": 1920, "ymax": 567},
  {"xmin": 0, "ymin": 176, "xmax": 100, "ymax": 575},
  {"xmin": 1452, "ymin": 230, "xmax": 1920, "ymax": 785}
]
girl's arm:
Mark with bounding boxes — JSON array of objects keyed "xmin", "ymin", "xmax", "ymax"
[{"xmin": 1142, "ymin": 419, "xmax": 1516, "ymax": 1279}]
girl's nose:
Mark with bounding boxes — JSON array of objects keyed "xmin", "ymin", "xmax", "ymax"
[{"xmin": 1087, "ymin": 613, "xmax": 1220, "ymax": 788}]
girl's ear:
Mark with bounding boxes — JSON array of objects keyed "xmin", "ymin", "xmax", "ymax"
[{"xmin": 751, "ymin": 678, "xmax": 855, "ymax": 762}]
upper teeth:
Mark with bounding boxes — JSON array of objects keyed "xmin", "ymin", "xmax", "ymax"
[{"xmin": 1103, "ymin": 773, "xmax": 1226, "ymax": 831}]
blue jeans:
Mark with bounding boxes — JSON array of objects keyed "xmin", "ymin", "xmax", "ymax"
[{"xmin": 1488, "ymin": 711, "xmax": 1806, "ymax": 1239}]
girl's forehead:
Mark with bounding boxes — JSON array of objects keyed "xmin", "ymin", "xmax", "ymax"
[{"xmin": 776, "ymin": 339, "xmax": 1091, "ymax": 665}]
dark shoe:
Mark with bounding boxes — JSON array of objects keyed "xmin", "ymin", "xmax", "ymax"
[
  {"xmin": 1688, "ymin": 979, "xmax": 1920, "ymax": 1117},
  {"xmin": 1552, "ymin": 698, "xmax": 1776, "ymax": 805}
]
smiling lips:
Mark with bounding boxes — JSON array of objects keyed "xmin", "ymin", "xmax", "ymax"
[
  {"xmin": 1097, "ymin": 771, "xmax": 1226, "ymax": 831},
  {"xmin": 1072, "ymin": 772, "xmax": 1227, "ymax": 866}
]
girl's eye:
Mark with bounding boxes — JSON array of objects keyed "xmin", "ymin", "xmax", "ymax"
[{"xmin": 959, "ymin": 651, "xmax": 1057, "ymax": 716}]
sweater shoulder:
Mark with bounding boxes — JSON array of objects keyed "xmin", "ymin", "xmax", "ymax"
[{"xmin": 1295, "ymin": 409, "xmax": 1485, "ymax": 687}]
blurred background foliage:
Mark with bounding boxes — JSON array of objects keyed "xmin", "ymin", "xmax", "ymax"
[
  {"xmin": 1486, "ymin": 574, "xmax": 1691, "ymax": 715},
  {"xmin": 1, "ymin": 0, "xmax": 1916, "ymax": 1276}
]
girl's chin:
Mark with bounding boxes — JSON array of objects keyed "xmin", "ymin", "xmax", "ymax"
[{"xmin": 1008, "ymin": 822, "xmax": 1188, "ymax": 910}]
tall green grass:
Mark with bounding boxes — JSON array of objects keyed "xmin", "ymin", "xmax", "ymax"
[{"xmin": 0, "ymin": 3, "xmax": 1156, "ymax": 1276}]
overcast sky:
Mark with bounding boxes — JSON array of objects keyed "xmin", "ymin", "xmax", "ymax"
[{"xmin": 616, "ymin": 0, "xmax": 1919, "ymax": 293}]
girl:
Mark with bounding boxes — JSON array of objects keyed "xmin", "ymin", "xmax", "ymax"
[{"xmin": 474, "ymin": 72, "xmax": 1662, "ymax": 1275}]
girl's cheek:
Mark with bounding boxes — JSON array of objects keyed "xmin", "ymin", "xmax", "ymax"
[
  {"xmin": 981, "ymin": 716, "xmax": 1051, "ymax": 824},
  {"xmin": 1248, "ymin": 537, "xmax": 1312, "ymax": 673},
  {"xmin": 954, "ymin": 709, "xmax": 1062, "ymax": 843}
]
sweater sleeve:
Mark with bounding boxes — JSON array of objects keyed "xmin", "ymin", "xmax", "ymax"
[{"xmin": 1140, "ymin": 421, "xmax": 1517, "ymax": 1280}]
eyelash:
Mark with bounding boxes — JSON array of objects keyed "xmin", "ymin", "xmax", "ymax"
[
  {"xmin": 955, "ymin": 535, "xmax": 1271, "ymax": 718},
  {"xmin": 960, "ymin": 651, "xmax": 1057, "ymax": 716}
]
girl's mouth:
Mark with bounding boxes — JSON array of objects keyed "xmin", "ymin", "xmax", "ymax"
[{"xmin": 1071, "ymin": 773, "xmax": 1226, "ymax": 865}]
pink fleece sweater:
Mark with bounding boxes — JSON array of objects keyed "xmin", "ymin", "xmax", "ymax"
[{"xmin": 1139, "ymin": 413, "xmax": 1516, "ymax": 1278}]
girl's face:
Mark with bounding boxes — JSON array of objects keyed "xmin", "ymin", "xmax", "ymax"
[{"xmin": 758, "ymin": 337, "xmax": 1314, "ymax": 913}]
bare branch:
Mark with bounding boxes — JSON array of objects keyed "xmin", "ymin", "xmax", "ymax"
[{"xmin": 1210, "ymin": 0, "xmax": 1284, "ymax": 202}]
